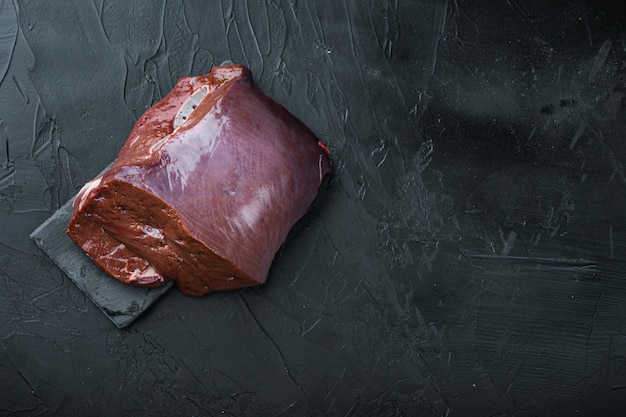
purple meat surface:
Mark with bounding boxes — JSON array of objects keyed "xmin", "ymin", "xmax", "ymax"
[{"xmin": 67, "ymin": 64, "xmax": 331, "ymax": 296}]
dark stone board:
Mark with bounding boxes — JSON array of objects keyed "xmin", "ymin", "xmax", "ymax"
[{"xmin": 29, "ymin": 195, "xmax": 173, "ymax": 328}]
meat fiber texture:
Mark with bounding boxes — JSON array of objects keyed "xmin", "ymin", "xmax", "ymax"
[{"xmin": 67, "ymin": 64, "xmax": 331, "ymax": 296}]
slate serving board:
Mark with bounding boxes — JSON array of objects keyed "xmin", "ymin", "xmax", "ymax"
[{"xmin": 30, "ymin": 195, "xmax": 173, "ymax": 328}]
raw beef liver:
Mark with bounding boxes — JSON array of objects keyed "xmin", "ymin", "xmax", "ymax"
[{"xmin": 66, "ymin": 64, "xmax": 331, "ymax": 296}]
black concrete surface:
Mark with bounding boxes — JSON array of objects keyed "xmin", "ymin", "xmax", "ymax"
[{"xmin": 1, "ymin": 0, "xmax": 626, "ymax": 415}]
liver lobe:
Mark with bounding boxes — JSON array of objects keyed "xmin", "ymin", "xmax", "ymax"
[{"xmin": 67, "ymin": 64, "xmax": 331, "ymax": 296}]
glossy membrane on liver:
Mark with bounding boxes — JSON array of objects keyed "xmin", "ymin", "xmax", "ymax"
[{"xmin": 66, "ymin": 64, "xmax": 331, "ymax": 296}]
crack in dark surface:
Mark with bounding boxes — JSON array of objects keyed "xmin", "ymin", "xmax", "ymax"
[{"xmin": 239, "ymin": 292, "xmax": 305, "ymax": 397}]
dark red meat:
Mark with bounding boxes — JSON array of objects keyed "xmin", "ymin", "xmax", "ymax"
[{"xmin": 66, "ymin": 64, "xmax": 331, "ymax": 296}]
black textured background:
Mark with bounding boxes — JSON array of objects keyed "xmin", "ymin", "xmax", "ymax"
[{"xmin": 1, "ymin": 0, "xmax": 626, "ymax": 416}]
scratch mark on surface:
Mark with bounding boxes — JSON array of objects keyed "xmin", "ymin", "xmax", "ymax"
[
  {"xmin": 88, "ymin": 0, "xmax": 110, "ymax": 46},
  {"xmin": 609, "ymin": 160, "xmax": 626, "ymax": 184},
  {"xmin": 265, "ymin": 1, "xmax": 287, "ymax": 66},
  {"xmin": 222, "ymin": 1, "xmax": 250, "ymax": 68},
  {"xmin": 505, "ymin": 0, "xmax": 552, "ymax": 50},
  {"xmin": 218, "ymin": 0, "xmax": 233, "ymax": 61},
  {"xmin": 500, "ymin": 230, "xmax": 517, "ymax": 256},
  {"xmin": 584, "ymin": 290, "xmax": 603, "ymax": 371},
  {"xmin": 469, "ymin": 254, "xmax": 597, "ymax": 268},
  {"xmin": 290, "ymin": 226, "xmax": 321, "ymax": 286},
  {"xmin": 306, "ymin": 2, "xmax": 326, "ymax": 55},
  {"xmin": 276, "ymin": 60, "xmax": 295, "ymax": 95},
  {"xmin": 300, "ymin": 315, "xmax": 321, "ymax": 336},
  {"xmin": 284, "ymin": 0, "xmax": 302, "ymax": 41},
  {"xmin": 329, "ymin": 78, "xmax": 348, "ymax": 126},
  {"xmin": 379, "ymin": 0, "xmax": 399, "ymax": 61},
  {"xmin": 239, "ymin": 293, "xmax": 305, "ymax": 396},
  {"xmin": 0, "ymin": 0, "xmax": 19, "ymax": 85},
  {"xmin": 428, "ymin": 0, "xmax": 449, "ymax": 80},
  {"xmin": 12, "ymin": 75, "xmax": 29, "ymax": 104},
  {"xmin": 0, "ymin": 121, "xmax": 12, "ymax": 170},
  {"xmin": 375, "ymin": 147, "xmax": 389, "ymax": 168},
  {"xmin": 359, "ymin": 279, "xmax": 382, "ymax": 307},
  {"xmin": 569, "ymin": 120, "xmax": 586, "ymax": 150},
  {"xmin": 243, "ymin": 0, "xmax": 264, "ymax": 76},
  {"xmin": 588, "ymin": 38, "xmax": 611, "ymax": 83},
  {"xmin": 30, "ymin": 104, "xmax": 69, "ymax": 211},
  {"xmin": 90, "ymin": 0, "xmax": 104, "ymax": 18}
]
